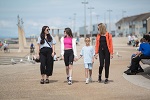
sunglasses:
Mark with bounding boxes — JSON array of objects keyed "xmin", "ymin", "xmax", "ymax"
[
  {"xmin": 47, "ymin": 29, "xmax": 50, "ymax": 31},
  {"xmin": 85, "ymin": 40, "xmax": 90, "ymax": 42}
]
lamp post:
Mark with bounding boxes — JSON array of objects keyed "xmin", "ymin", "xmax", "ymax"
[
  {"xmin": 122, "ymin": 10, "xmax": 126, "ymax": 36},
  {"xmin": 88, "ymin": 7, "xmax": 94, "ymax": 37},
  {"xmin": 96, "ymin": 14, "xmax": 99, "ymax": 24},
  {"xmin": 82, "ymin": 0, "xmax": 88, "ymax": 38},
  {"xmin": 73, "ymin": 13, "xmax": 76, "ymax": 35},
  {"xmin": 107, "ymin": 9, "xmax": 112, "ymax": 33},
  {"xmin": 69, "ymin": 17, "xmax": 73, "ymax": 30}
]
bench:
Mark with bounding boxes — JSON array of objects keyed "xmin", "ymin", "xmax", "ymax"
[{"xmin": 141, "ymin": 59, "xmax": 150, "ymax": 65}]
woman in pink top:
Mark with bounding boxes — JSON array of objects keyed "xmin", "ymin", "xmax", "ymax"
[{"xmin": 61, "ymin": 28, "xmax": 77, "ymax": 85}]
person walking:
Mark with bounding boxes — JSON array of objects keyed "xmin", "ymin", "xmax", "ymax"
[
  {"xmin": 78, "ymin": 37, "xmax": 95, "ymax": 84},
  {"xmin": 60, "ymin": 27, "xmax": 77, "ymax": 85},
  {"xmin": 95, "ymin": 23, "xmax": 113, "ymax": 84},
  {"xmin": 37, "ymin": 26, "xmax": 56, "ymax": 84}
]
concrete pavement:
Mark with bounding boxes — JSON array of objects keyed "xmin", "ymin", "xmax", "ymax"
[{"xmin": 0, "ymin": 37, "xmax": 150, "ymax": 100}]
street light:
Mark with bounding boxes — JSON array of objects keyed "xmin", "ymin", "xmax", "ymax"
[
  {"xmin": 122, "ymin": 10, "xmax": 126, "ymax": 36},
  {"xmin": 69, "ymin": 17, "xmax": 73, "ymax": 30},
  {"xmin": 107, "ymin": 9, "xmax": 112, "ymax": 33},
  {"xmin": 73, "ymin": 13, "xmax": 76, "ymax": 35},
  {"xmin": 96, "ymin": 14, "xmax": 99, "ymax": 24},
  {"xmin": 88, "ymin": 7, "xmax": 94, "ymax": 37},
  {"xmin": 82, "ymin": 0, "xmax": 88, "ymax": 38}
]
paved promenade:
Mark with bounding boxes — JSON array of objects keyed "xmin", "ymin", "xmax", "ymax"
[{"xmin": 0, "ymin": 37, "xmax": 150, "ymax": 100}]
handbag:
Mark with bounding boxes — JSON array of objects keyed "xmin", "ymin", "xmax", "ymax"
[{"xmin": 34, "ymin": 39, "xmax": 53, "ymax": 63}]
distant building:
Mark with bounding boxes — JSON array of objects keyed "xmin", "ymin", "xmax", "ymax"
[
  {"xmin": 116, "ymin": 12, "xmax": 150, "ymax": 36},
  {"xmin": 79, "ymin": 24, "xmax": 100, "ymax": 37},
  {"xmin": 79, "ymin": 23, "xmax": 114, "ymax": 37}
]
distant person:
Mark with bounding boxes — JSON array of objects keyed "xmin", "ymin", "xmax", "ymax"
[
  {"xmin": 3, "ymin": 42, "xmax": 9, "ymax": 52},
  {"xmin": 30, "ymin": 43, "xmax": 35, "ymax": 53},
  {"xmin": 53, "ymin": 52, "xmax": 58, "ymax": 61},
  {"xmin": 60, "ymin": 27, "xmax": 78, "ymax": 85},
  {"xmin": 76, "ymin": 36, "xmax": 80, "ymax": 45},
  {"xmin": 37, "ymin": 26, "xmax": 56, "ymax": 84},
  {"xmin": 95, "ymin": 23, "xmax": 113, "ymax": 84},
  {"xmin": 78, "ymin": 37, "xmax": 95, "ymax": 84},
  {"xmin": 0, "ymin": 41, "xmax": 3, "ymax": 50},
  {"xmin": 127, "ymin": 34, "xmax": 131, "ymax": 45}
]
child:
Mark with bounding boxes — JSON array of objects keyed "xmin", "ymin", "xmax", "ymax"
[
  {"xmin": 53, "ymin": 52, "xmax": 58, "ymax": 61},
  {"xmin": 78, "ymin": 37, "xmax": 95, "ymax": 84}
]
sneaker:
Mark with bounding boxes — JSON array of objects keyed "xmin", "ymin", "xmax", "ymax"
[
  {"xmin": 104, "ymin": 79, "xmax": 108, "ymax": 84},
  {"xmin": 68, "ymin": 80, "xmax": 72, "ymax": 85},
  {"xmin": 45, "ymin": 79, "xmax": 50, "ymax": 84},
  {"xmin": 85, "ymin": 79, "xmax": 89, "ymax": 84},
  {"xmin": 40, "ymin": 79, "xmax": 44, "ymax": 84},
  {"xmin": 67, "ymin": 77, "xmax": 69, "ymax": 82},
  {"xmin": 89, "ymin": 77, "xmax": 92, "ymax": 82}
]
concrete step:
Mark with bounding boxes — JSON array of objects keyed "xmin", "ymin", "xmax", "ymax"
[{"xmin": 0, "ymin": 56, "xmax": 34, "ymax": 65}]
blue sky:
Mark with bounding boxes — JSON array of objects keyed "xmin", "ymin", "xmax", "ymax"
[{"xmin": 0, "ymin": 0, "xmax": 150, "ymax": 38}]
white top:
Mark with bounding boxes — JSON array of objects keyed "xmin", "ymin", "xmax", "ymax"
[
  {"xmin": 128, "ymin": 35, "xmax": 131, "ymax": 41},
  {"xmin": 80, "ymin": 46, "xmax": 95, "ymax": 63},
  {"xmin": 37, "ymin": 34, "xmax": 56, "ymax": 49},
  {"xmin": 3, "ymin": 43, "xmax": 8, "ymax": 48},
  {"xmin": 60, "ymin": 37, "xmax": 77, "ymax": 57}
]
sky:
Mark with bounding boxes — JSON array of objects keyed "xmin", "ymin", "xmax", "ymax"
[{"xmin": 0, "ymin": 0, "xmax": 150, "ymax": 38}]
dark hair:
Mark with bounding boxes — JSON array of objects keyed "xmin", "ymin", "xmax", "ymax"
[
  {"xmin": 40, "ymin": 26, "xmax": 52, "ymax": 44},
  {"xmin": 140, "ymin": 38, "xmax": 146, "ymax": 43},
  {"xmin": 143, "ymin": 34, "xmax": 150, "ymax": 43},
  {"xmin": 64, "ymin": 28, "xmax": 73, "ymax": 38}
]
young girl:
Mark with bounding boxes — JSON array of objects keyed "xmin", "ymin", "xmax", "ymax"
[
  {"xmin": 78, "ymin": 37, "xmax": 95, "ymax": 84},
  {"xmin": 60, "ymin": 28, "xmax": 77, "ymax": 85}
]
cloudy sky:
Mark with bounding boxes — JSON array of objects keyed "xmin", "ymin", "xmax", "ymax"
[{"xmin": 0, "ymin": 0, "xmax": 150, "ymax": 38}]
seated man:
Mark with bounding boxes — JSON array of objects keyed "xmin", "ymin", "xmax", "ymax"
[
  {"xmin": 30, "ymin": 43, "xmax": 35, "ymax": 53},
  {"xmin": 124, "ymin": 36, "xmax": 150, "ymax": 75},
  {"xmin": 3, "ymin": 43, "xmax": 9, "ymax": 52}
]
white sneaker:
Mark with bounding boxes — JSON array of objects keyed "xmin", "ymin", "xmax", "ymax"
[
  {"xmin": 89, "ymin": 77, "xmax": 92, "ymax": 82},
  {"xmin": 85, "ymin": 79, "xmax": 89, "ymax": 84},
  {"xmin": 68, "ymin": 80, "xmax": 72, "ymax": 85}
]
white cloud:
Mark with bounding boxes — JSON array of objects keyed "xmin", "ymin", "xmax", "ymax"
[{"xmin": 0, "ymin": 20, "xmax": 14, "ymax": 28}]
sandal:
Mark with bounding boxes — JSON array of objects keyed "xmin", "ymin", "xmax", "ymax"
[
  {"xmin": 45, "ymin": 79, "xmax": 50, "ymax": 84},
  {"xmin": 40, "ymin": 79, "xmax": 44, "ymax": 84}
]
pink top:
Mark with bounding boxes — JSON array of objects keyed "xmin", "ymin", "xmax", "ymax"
[{"xmin": 64, "ymin": 37, "xmax": 72, "ymax": 48}]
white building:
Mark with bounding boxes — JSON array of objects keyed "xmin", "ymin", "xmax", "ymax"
[{"xmin": 116, "ymin": 12, "xmax": 150, "ymax": 36}]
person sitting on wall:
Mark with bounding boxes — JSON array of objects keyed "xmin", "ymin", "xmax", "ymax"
[
  {"xmin": 30, "ymin": 43, "xmax": 35, "ymax": 53},
  {"xmin": 3, "ymin": 42, "xmax": 9, "ymax": 52},
  {"xmin": 124, "ymin": 35, "xmax": 150, "ymax": 75}
]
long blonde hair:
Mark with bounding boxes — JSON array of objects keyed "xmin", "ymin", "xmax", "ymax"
[{"xmin": 98, "ymin": 23, "xmax": 106, "ymax": 35}]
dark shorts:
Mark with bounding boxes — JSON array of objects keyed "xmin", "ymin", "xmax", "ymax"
[{"xmin": 64, "ymin": 49, "xmax": 74, "ymax": 66}]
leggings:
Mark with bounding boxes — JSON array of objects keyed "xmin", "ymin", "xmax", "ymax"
[
  {"xmin": 40, "ymin": 47, "xmax": 53, "ymax": 76},
  {"xmin": 99, "ymin": 49, "xmax": 110, "ymax": 78}
]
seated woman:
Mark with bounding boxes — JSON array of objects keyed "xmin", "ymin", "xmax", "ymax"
[{"xmin": 124, "ymin": 35, "xmax": 150, "ymax": 75}]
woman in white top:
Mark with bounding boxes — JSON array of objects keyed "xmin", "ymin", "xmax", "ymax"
[
  {"xmin": 60, "ymin": 27, "xmax": 77, "ymax": 85},
  {"xmin": 37, "ymin": 26, "xmax": 56, "ymax": 84}
]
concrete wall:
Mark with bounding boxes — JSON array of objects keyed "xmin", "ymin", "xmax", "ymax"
[{"xmin": 147, "ymin": 18, "xmax": 150, "ymax": 33}]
